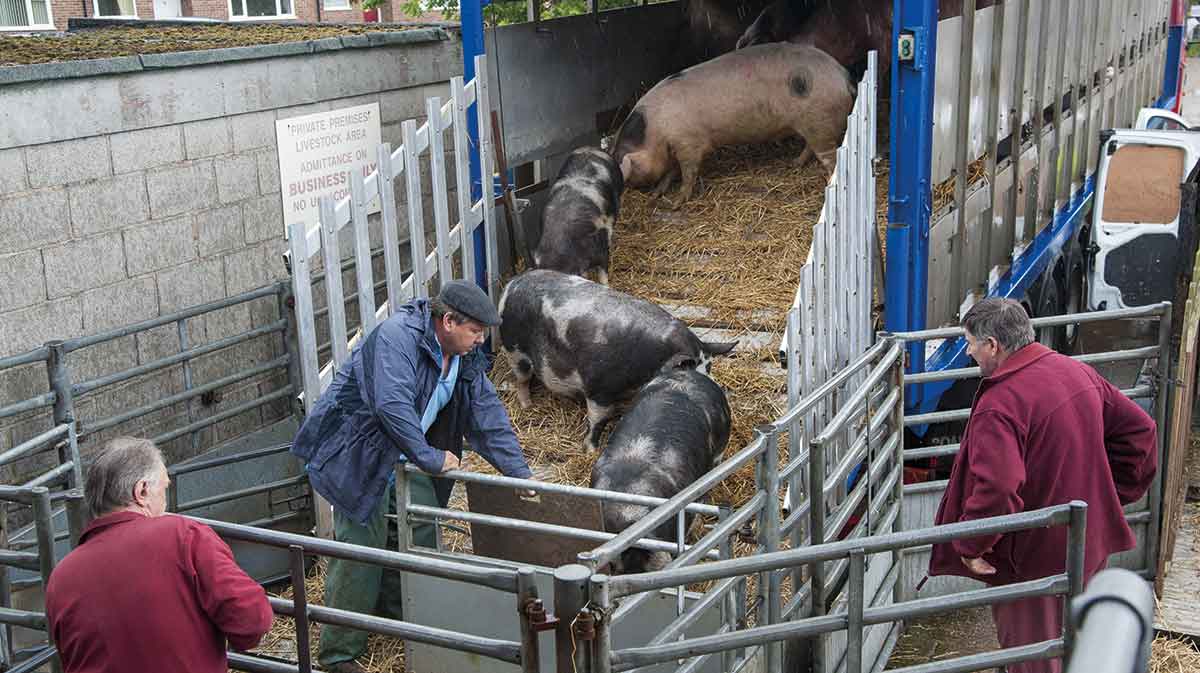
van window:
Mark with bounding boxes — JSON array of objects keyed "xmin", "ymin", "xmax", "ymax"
[{"xmin": 1101, "ymin": 144, "xmax": 1184, "ymax": 224}]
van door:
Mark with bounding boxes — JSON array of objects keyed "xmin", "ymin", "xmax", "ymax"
[
  {"xmin": 1088, "ymin": 130, "xmax": 1200, "ymax": 310},
  {"xmin": 1134, "ymin": 107, "xmax": 1194, "ymax": 131}
]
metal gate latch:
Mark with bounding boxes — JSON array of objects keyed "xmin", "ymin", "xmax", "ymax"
[
  {"xmin": 572, "ymin": 609, "xmax": 596, "ymax": 641},
  {"xmin": 524, "ymin": 599, "xmax": 559, "ymax": 633}
]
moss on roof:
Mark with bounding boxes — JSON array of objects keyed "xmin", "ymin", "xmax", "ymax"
[{"xmin": 0, "ymin": 22, "xmax": 446, "ymax": 66}]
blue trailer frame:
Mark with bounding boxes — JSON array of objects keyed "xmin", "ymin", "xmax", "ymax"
[{"xmin": 885, "ymin": 0, "xmax": 1188, "ymax": 424}]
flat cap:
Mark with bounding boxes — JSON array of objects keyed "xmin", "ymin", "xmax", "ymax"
[{"xmin": 438, "ymin": 279, "xmax": 502, "ymax": 326}]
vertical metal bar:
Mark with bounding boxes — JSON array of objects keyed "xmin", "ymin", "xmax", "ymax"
[
  {"xmin": 349, "ymin": 170, "xmax": 377, "ymax": 336},
  {"xmin": 474, "ymin": 54, "xmax": 501, "ymax": 304},
  {"xmin": 1047, "ymin": 0, "xmax": 1071, "ymax": 214},
  {"xmin": 1005, "ymin": 0, "xmax": 1031, "ymax": 256},
  {"xmin": 889, "ymin": 338, "xmax": 906, "ymax": 604},
  {"xmin": 1148, "ymin": 304, "xmax": 1173, "ymax": 577},
  {"xmin": 64, "ymin": 488, "xmax": 85, "ymax": 548},
  {"xmin": 1064, "ymin": 500, "xmax": 1089, "ymax": 659},
  {"xmin": 675, "ymin": 509, "xmax": 685, "ymax": 619},
  {"xmin": 518, "ymin": 567, "xmax": 542, "ymax": 673},
  {"xmin": 31, "ymin": 487, "xmax": 61, "ymax": 673},
  {"xmin": 951, "ymin": 0, "xmax": 977, "ymax": 314},
  {"xmin": 395, "ymin": 464, "xmax": 410, "ymax": 553},
  {"xmin": 717, "ymin": 504, "xmax": 736, "ymax": 673},
  {"xmin": 1100, "ymin": 0, "xmax": 1120, "ymax": 133},
  {"xmin": 45, "ymin": 340, "xmax": 77, "ymax": 488},
  {"xmin": 1026, "ymin": 0, "xmax": 1053, "ymax": 244},
  {"xmin": 177, "ymin": 318, "xmax": 201, "ymax": 455},
  {"xmin": 554, "ymin": 564, "xmax": 591, "ymax": 673},
  {"xmin": 290, "ymin": 545, "xmax": 312, "ymax": 673},
  {"xmin": 1078, "ymin": 0, "xmax": 1099, "ymax": 186},
  {"xmin": 377, "ymin": 143, "xmax": 405, "ymax": 312},
  {"xmin": 451, "ymin": 78, "xmax": 478, "ymax": 287},
  {"xmin": 64, "ymin": 421, "xmax": 81, "ymax": 498},
  {"xmin": 836, "ymin": 146, "xmax": 849, "ymax": 368},
  {"xmin": 402, "ymin": 120, "xmax": 429, "ymax": 299},
  {"xmin": 287, "ymin": 222, "xmax": 322, "ymax": 410},
  {"xmin": 758, "ymin": 425, "xmax": 782, "ymax": 673},
  {"xmin": 319, "ymin": 196, "xmax": 350, "ymax": 367},
  {"xmin": 980, "ymin": 0, "xmax": 1005, "ymax": 287},
  {"xmin": 589, "ymin": 574, "xmax": 610, "ymax": 673},
  {"xmin": 808, "ymin": 431, "xmax": 828, "ymax": 673},
  {"xmin": 278, "ymin": 283, "xmax": 303, "ymax": 418},
  {"xmin": 1058, "ymin": 0, "xmax": 1081, "ymax": 203},
  {"xmin": 0, "ymin": 505, "xmax": 10, "ymax": 667},
  {"xmin": 426, "ymin": 96, "xmax": 455, "ymax": 285},
  {"xmin": 846, "ymin": 549, "xmax": 866, "ymax": 673}
]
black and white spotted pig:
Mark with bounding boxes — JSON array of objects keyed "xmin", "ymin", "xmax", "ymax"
[
  {"xmin": 589, "ymin": 366, "xmax": 732, "ymax": 574},
  {"xmin": 497, "ymin": 269, "xmax": 736, "ymax": 451},
  {"xmin": 611, "ymin": 42, "xmax": 854, "ymax": 204},
  {"xmin": 533, "ymin": 147, "xmax": 624, "ymax": 285}
]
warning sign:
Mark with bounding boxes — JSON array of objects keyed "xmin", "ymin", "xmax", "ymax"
[{"xmin": 275, "ymin": 102, "xmax": 383, "ymax": 237}]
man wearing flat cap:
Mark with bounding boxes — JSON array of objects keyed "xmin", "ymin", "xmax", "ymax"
[{"xmin": 292, "ymin": 280, "xmax": 533, "ymax": 673}]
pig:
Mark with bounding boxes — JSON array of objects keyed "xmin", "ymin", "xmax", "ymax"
[
  {"xmin": 533, "ymin": 147, "xmax": 624, "ymax": 286},
  {"xmin": 735, "ymin": 0, "xmax": 998, "ymax": 79},
  {"xmin": 589, "ymin": 366, "xmax": 732, "ymax": 574},
  {"xmin": 497, "ymin": 269, "xmax": 737, "ymax": 451},
  {"xmin": 611, "ymin": 43, "xmax": 854, "ymax": 205}
]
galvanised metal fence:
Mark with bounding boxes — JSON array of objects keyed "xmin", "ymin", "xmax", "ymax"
[
  {"xmin": 199, "ymin": 516, "xmax": 543, "ymax": 673},
  {"xmin": 0, "ymin": 482, "xmax": 85, "ymax": 673},
  {"xmin": 894, "ymin": 302, "xmax": 1173, "ymax": 595},
  {"xmin": 588, "ymin": 501, "xmax": 1089, "ymax": 673}
]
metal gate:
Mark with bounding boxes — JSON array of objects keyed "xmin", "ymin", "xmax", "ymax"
[{"xmin": 285, "ymin": 56, "xmax": 502, "ymax": 535}]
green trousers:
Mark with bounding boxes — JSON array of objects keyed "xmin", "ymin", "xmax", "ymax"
[{"xmin": 317, "ymin": 473, "xmax": 439, "ymax": 667}]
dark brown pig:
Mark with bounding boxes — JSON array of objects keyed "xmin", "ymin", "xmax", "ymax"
[{"xmin": 611, "ymin": 43, "xmax": 853, "ymax": 205}]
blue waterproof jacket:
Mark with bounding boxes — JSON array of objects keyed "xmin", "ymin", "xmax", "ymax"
[{"xmin": 291, "ymin": 299, "xmax": 533, "ymax": 524}]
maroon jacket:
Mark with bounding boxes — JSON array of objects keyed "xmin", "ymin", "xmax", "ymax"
[
  {"xmin": 45, "ymin": 512, "xmax": 274, "ymax": 673},
  {"xmin": 929, "ymin": 343, "xmax": 1157, "ymax": 585}
]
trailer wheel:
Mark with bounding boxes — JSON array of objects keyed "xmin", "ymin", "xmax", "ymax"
[
  {"xmin": 1029, "ymin": 272, "xmax": 1066, "ymax": 351},
  {"xmin": 1062, "ymin": 238, "xmax": 1085, "ymax": 354}
]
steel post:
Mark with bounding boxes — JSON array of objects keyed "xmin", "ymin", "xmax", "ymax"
[
  {"xmin": 395, "ymin": 464, "xmax": 410, "ymax": 553},
  {"xmin": 554, "ymin": 564, "xmax": 591, "ymax": 673},
  {"xmin": 289, "ymin": 546, "xmax": 312, "ymax": 673},
  {"xmin": 1064, "ymin": 500, "xmax": 1088, "ymax": 658},
  {"xmin": 279, "ymin": 283, "xmax": 304, "ymax": 421},
  {"xmin": 590, "ymin": 574, "xmax": 611, "ymax": 673},
  {"xmin": 31, "ymin": 487, "xmax": 61, "ymax": 673},
  {"xmin": 45, "ymin": 341, "xmax": 76, "ymax": 491},
  {"xmin": 1148, "ymin": 305, "xmax": 1173, "ymax": 578},
  {"xmin": 1064, "ymin": 568, "xmax": 1154, "ymax": 673},
  {"xmin": 63, "ymin": 489, "xmax": 85, "ymax": 548},
  {"xmin": 756, "ymin": 425, "xmax": 782, "ymax": 673},
  {"xmin": 518, "ymin": 567, "xmax": 542, "ymax": 673},
  {"xmin": 846, "ymin": 549, "xmax": 866, "ymax": 673}
]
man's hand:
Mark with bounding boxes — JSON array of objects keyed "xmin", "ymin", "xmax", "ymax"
[
  {"xmin": 516, "ymin": 488, "xmax": 538, "ymax": 499},
  {"xmin": 439, "ymin": 452, "xmax": 461, "ymax": 473},
  {"xmin": 961, "ymin": 556, "xmax": 997, "ymax": 575}
]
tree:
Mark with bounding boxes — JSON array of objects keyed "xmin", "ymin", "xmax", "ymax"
[{"xmin": 402, "ymin": 0, "xmax": 643, "ymax": 26}]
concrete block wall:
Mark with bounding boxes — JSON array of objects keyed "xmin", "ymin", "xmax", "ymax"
[{"xmin": 0, "ymin": 31, "xmax": 466, "ymax": 480}]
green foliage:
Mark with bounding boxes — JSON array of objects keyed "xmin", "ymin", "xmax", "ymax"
[{"xmin": 400, "ymin": 0, "xmax": 643, "ymax": 26}]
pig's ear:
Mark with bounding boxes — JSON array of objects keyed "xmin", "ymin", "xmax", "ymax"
[
  {"xmin": 701, "ymin": 340, "xmax": 738, "ymax": 356},
  {"xmin": 619, "ymin": 154, "xmax": 635, "ymax": 181}
]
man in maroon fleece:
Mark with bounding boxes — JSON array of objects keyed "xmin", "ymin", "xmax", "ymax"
[
  {"xmin": 929, "ymin": 298, "xmax": 1157, "ymax": 673},
  {"xmin": 45, "ymin": 437, "xmax": 274, "ymax": 673}
]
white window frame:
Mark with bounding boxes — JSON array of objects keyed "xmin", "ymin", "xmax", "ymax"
[
  {"xmin": 0, "ymin": 0, "xmax": 55, "ymax": 31},
  {"xmin": 227, "ymin": 0, "xmax": 296, "ymax": 20},
  {"xmin": 92, "ymin": 0, "xmax": 138, "ymax": 19},
  {"xmin": 322, "ymin": 0, "xmax": 350, "ymax": 10}
]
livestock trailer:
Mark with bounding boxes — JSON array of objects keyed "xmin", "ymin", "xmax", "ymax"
[{"xmin": 3, "ymin": 1, "xmax": 1198, "ymax": 673}]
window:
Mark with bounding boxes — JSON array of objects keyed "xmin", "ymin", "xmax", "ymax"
[
  {"xmin": 1102, "ymin": 145, "xmax": 1184, "ymax": 225},
  {"xmin": 0, "ymin": 0, "xmax": 53, "ymax": 30},
  {"xmin": 95, "ymin": 0, "xmax": 136, "ymax": 17},
  {"xmin": 323, "ymin": 0, "xmax": 350, "ymax": 10},
  {"xmin": 230, "ymin": 0, "xmax": 293, "ymax": 19},
  {"xmin": 1146, "ymin": 116, "xmax": 1189, "ymax": 132}
]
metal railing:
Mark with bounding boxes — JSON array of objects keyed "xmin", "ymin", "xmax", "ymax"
[
  {"xmin": 196, "ymin": 516, "xmax": 542, "ymax": 673},
  {"xmin": 0, "ymin": 280, "xmax": 300, "ymax": 487},
  {"xmin": 0, "ymin": 484, "xmax": 85, "ymax": 673},
  {"xmin": 1064, "ymin": 568, "xmax": 1155, "ymax": 673},
  {"xmin": 166, "ymin": 442, "xmax": 309, "ymax": 532},
  {"xmin": 894, "ymin": 303, "xmax": 1174, "ymax": 580},
  {"xmin": 587, "ymin": 501, "xmax": 1088, "ymax": 673}
]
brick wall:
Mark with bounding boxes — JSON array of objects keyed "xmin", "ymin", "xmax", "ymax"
[
  {"xmin": 0, "ymin": 34, "xmax": 464, "ymax": 480},
  {"xmin": 43, "ymin": 0, "xmax": 371, "ymax": 30}
]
